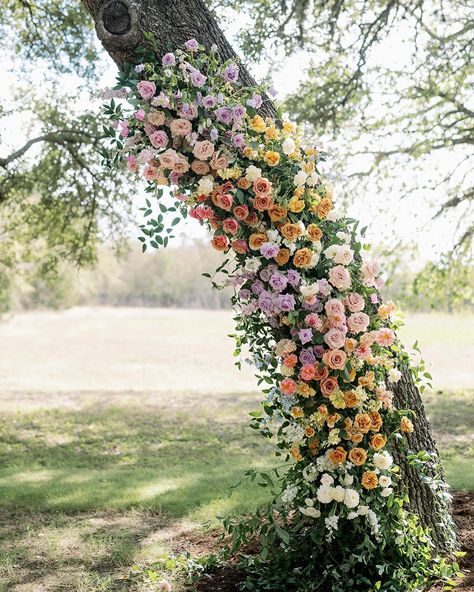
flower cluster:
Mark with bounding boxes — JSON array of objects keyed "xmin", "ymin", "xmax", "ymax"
[{"xmin": 101, "ymin": 40, "xmax": 451, "ymax": 591}]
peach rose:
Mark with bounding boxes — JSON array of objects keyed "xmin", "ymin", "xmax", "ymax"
[
  {"xmin": 320, "ymin": 376, "xmax": 339, "ymax": 397},
  {"xmin": 328, "ymin": 265, "xmax": 352, "ymax": 290},
  {"xmin": 283, "ymin": 354, "xmax": 298, "ymax": 368},
  {"xmin": 316, "ymin": 196, "xmax": 333, "ymax": 219},
  {"xmin": 147, "ymin": 111, "xmax": 166, "ymax": 127},
  {"xmin": 343, "ymin": 390, "xmax": 359, "ymax": 408},
  {"xmin": 253, "ymin": 194, "xmax": 274, "ymax": 211},
  {"xmin": 281, "ymin": 223, "xmax": 303, "ymax": 241},
  {"xmin": 223, "ymin": 218, "xmax": 240, "ymax": 235},
  {"xmin": 361, "ymin": 471, "xmax": 379, "ymax": 490},
  {"xmin": 213, "ymin": 192, "xmax": 233, "ymax": 211},
  {"xmin": 159, "ymin": 149, "xmax": 178, "ymax": 169},
  {"xmin": 246, "ymin": 212, "xmax": 260, "ymax": 226},
  {"xmin": 193, "ymin": 140, "xmax": 215, "ymax": 160},
  {"xmin": 314, "ymin": 366, "xmax": 329, "ymax": 381},
  {"xmin": 253, "ymin": 177, "xmax": 272, "ymax": 197},
  {"xmin": 348, "ymin": 447, "xmax": 367, "ymax": 466},
  {"xmin": 233, "ymin": 205, "xmax": 249, "ymax": 221},
  {"xmin": 249, "ymin": 232, "xmax": 267, "ymax": 250},
  {"xmin": 400, "ymin": 416, "xmax": 414, "ymax": 433},
  {"xmin": 191, "ymin": 160, "xmax": 210, "ymax": 175},
  {"xmin": 210, "ymin": 151, "xmax": 229, "ymax": 170},
  {"xmin": 329, "ymin": 446, "xmax": 347, "ymax": 464},
  {"xmin": 304, "ymin": 426, "xmax": 315, "ymax": 438},
  {"xmin": 293, "ymin": 248, "xmax": 313, "ymax": 268},
  {"xmin": 211, "ymin": 235, "xmax": 229, "ymax": 251},
  {"xmin": 369, "ymin": 411, "xmax": 383, "ymax": 432},
  {"xmin": 291, "ymin": 405, "xmax": 304, "ymax": 418},
  {"xmin": 275, "ymin": 248, "xmax": 291, "ymax": 266},
  {"xmin": 281, "ymin": 378, "xmax": 297, "ymax": 395},
  {"xmin": 268, "ymin": 204, "xmax": 288, "ymax": 222},
  {"xmin": 347, "ymin": 312, "xmax": 370, "ymax": 334},
  {"xmin": 173, "ymin": 156, "xmax": 190, "ymax": 174},
  {"xmin": 375, "ymin": 328, "xmax": 395, "ymax": 347},
  {"xmin": 170, "ymin": 118, "xmax": 192, "ymax": 137},
  {"xmin": 307, "ymin": 223, "xmax": 323, "ymax": 242},
  {"xmin": 344, "ymin": 292, "xmax": 365, "ymax": 313},
  {"xmin": 370, "ymin": 434, "xmax": 387, "ymax": 450},
  {"xmin": 322, "ymin": 349, "xmax": 347, "ymax": 370},
  {"xmin": 237, "ymin": 177, "xmax": 252, "ymax": 190},
  {"xmin": 300, "ymin": 364, "xmax": 317, "ymax": 381},
  {"xmin": 354, "ymin": 413, "xmax": 372, "ymax": 434},
  {"xmin": 325, "ymin": 298, "xmax": 345, "ymax": 318}
]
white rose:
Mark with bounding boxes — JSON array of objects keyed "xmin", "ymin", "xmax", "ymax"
[
  {"xmin": 323, "ymin": 245, "xmax": 339, "ymax": 260},
  {"xmin": 320, "ymin": 473, "xmax": 334, "ymax": 486},
  {"xmin": 245, "ymin": 165, "xmax": 261, "ymax": 182},
  {"xmin": 388, "ymin": 368, "xmax": 402, "ymax": 383},
  {"xmin": 347, "ymin": 511, "xmax": 358, "ymax": 520},
  {"xmin": 280, "ymin": 364, "xmax": 294, "ymax": 377},
  {"xmin": 300, "ymin": 506, "xmax": 321, "ymax": 518},
  {"xmin": 357, "ymin": 505, "xmax": 370, "ymax": 516},
  {"xmin": 310, "ymin": 252, "xmax": 320, "ymax": 268},
  {"xmin": 300, "ymin": 283, "xmax": 319, "ymax": 298},
  {"xmin": 333, "ymin": 245, "xmax": 354, "ymax": 266},
  {"xmin": 282, "ymin": 137, "xmax": 296, "ymax": 155},
  {"xmin": 379, "ymin": 475, "xmax": 392, "ymax": 488},
  {"xmin": 197, "ymin": 175, "xmax": 214, "ymax": 195},
  {"xmin": 381, "ymin": 487, "xmax": 393, "ymax": 497},
  {"xmin": 344, "ymin": 488, "xmax": 360, "ymax": 509},
  {"xmin": 307, "ymin": 172, "xmax": 319, "ymax": 186},
  {"xmin": 332, "ymin": 485, "xmax": 345, "ymax": 502},
  {"xmin": 303, "ymin": 465, "xmax": 318, "ymax": 482},
  {"xmin": 326, "ymin": 209, "xmax": 342, "ymax": 222},
  {"xmin": 340, "ymin": 474, "xmax": 354, "ymax": 486},
  {"xmin": 317, "ymin": 485, "xmax": 334, "ymax": 504},
  {"xmin": 294, "ymin": 170, "xmax": 308, "ymax": 187},
  {"xmin": 373, "ymin": 452, "xmax": 393, "ymax": 471}
]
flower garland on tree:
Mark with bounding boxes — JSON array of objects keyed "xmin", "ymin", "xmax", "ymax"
[{"xmin": 100, "ymin": 39, "xmax": 458, "ymax": 592}]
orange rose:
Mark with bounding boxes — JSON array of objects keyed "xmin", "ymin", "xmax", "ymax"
[
  {"xmin": 293, "ymin": 248, "xmax": 313, "ymax": 268},
  {"xmin": 211, "ymin": 236, "xmax": 229, "ymax": 251},
  {"xmin": 290, "ymin": 445, "xmax": 303, "ymax": 461},
  {"xmin": 291, "ymin": 406, "xmax": 304, "ymax": 418},
  {"xmin": 268, "ymin": 204, "xmax": 288, "ymax": 222},
  {"xmin": 369, "ymin": 411, "xmax": 383, "ymax": 432},
  {"xmin": 316, "ymin": 196, "xmax": 333, "ymax": 219},
  {"xmin": 348, "ymin": 447, "xmax": 367, "ymax": 466},
  {"xmin": 400, "ymin": 416, "xmax": 414, "ymax": 433},
  {"xmin": 343, "ymin": 390, "xmax": 359, "ymax": 408},
  {"xmin": 354, "ymin": 413, "xmax": 372, "ymax": 434},
  {"xmin": 275, "ymin": 248, "xmax": 291, "ymax": 266},
  {"xmin": 370, "ymin": 434, "xmax": 387, "ymax": 450},
  {"xmin": 358, "ymin": 371, "xmax": 376, "ymax": 390},
  {"xmin": 328, "ymin": 446, "xmax": 347, "ymax": 464},
  {"xmin": 233, "ymin": 205, "xmax": 249, "ymax": 221},
  {"xmin": 253, "ymin": 177, "xmax": 272, "ymax": 196},
  {"xmin": 314, "ymin": 366, "xmax": 329, "ymax": 381},
  {"xmin": 253, "ymin": 194, "xmax": 274, "ymax": 212},
  {"xmin": 322, "ymin": 349, "xmax": 347, "ymax": 371},
  {"xmin": 307, "ymin": 223, "xmax": 323, "ymax": 242},
  {"xmin": 351, "ymin": 432, "xmax": 364, "ymax": 444},
  {"xmin": 327, "ymin": 413, "xmax": 341, "ymax": 428},
  {"xmin": 246, "ymin": 212, "xmax": 260, "ymax": 227},
  {"xmin": 304, "ymin": 426, "xmax": 315, "ymax": 438},
  {"xmin": 361, "ymin": 471, "xmax": 379, "ymax": 490},
  {"xmin": 309, "ymin": 439, "xmax": 319, "ymax": 454},
  {"xmin": 280, "ymin": 223, "xmax": 302, "ymax": 241},
  {"xmin": 237, "ymin": 177, "xmax": 252, "ymax": 190},
  {"xmin": 264, "ymin": 150, "xmax": 280, "ymax": 166},
  {"xmin": 320, "ymin": 376, "xmax": 339, "ymax": 397},
  {"xmin": 249, "ymin": 233, "xmax": 267, "ymax": 250}
]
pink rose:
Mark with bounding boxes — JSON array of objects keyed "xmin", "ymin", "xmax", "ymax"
[
  {"xmin": 215, "ymin": 193, "xmax": 233, "ymax": 211},
  {"xmin": 328, "ymin": 265, "xmax": 352, "ymax": 290},
  {"xmin": 223, "ymin": 218, "xmax": 240, "ymax": 235},
  {"xmin": 173, "ymin": 156, "xmax": 190, "ymax": 174},
  {"xmin": 344, "ymin": 292, "xmax": 365, "ymax": 313},
  {"xmin": 324, "ymin": 327, "xmax": 346, "ymax": 349},
  {"xmin": 126, "ymin": 155, "xmax": 138, "ymax": 172},
  {"xmin": 210, "ymin": 151, "xmax": 229, "ymax": 170},
  {"xmin": 159, "ymin": 148, "xmax": 178, "ymax": 169},
  {"xmin": 325, "ymin": 298, "xmax": 345, "ymax": 318},
  {"xmin": 232, "ymin": 239, "xmax": 248, "ymax": 254},
  {"xmin": 170, "ymin": 118, "xmax": 192, "ymax": 137},
  {"xmin": 347, "ymin": 312, "xmax": 370, "ymax": 334},
  {"xmin": 137, "ymin": 80, "xmax": 156, "ymax": 101},
  {"xmin": 361, "ymin": 260, "xmax": 381, "ymax": 287},
  {"xmin": 193, "ymin": 140, "xmax": 215, "ymax": 160},
  {"xmin": 149, "ymin": 130, "xmax": 169, "ymax": 149},
  {"xmin": 139, "ymin": 148, "xmax": 154, "ymax": 163},
  {"xmin": 134, "ymin": 109, "xmax": 145, "ymax": 121},
  {"xmin": 191, "ymin": 160, "xmax": 210, "ymax": 175},
  {"xmin": 147, "ymin": 111, "xmax": 166, "ymax": 127},
  {"xmin": 375, "ymin": 328, "xmax": 395, "ymax": 347}
]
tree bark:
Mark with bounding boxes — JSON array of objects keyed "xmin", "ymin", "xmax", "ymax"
[{"xmin": 81, "ymin": 0, "xmax": 455, "ymax": 553}]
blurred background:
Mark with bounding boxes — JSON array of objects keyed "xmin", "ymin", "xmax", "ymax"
[{"xmin": 0, "ymin": 1, "xmax": 473, "ymax": 591}]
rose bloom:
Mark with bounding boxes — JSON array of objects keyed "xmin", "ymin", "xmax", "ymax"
[
  {"xmin": 370, "ymin": 434, "xmax": 387, "ymax": 450},
  {"xmin": 291, "ymin": 405, "xmax": 304, "ymax": 418},
  {"xmin": 314, "ymin": 366, "xmax": 329, "ymax": 381},
  {"xmin": 328, "ymin": 265, "xmax": 352, "ymax": 290},
  {"xmin": 237, "ymin": 177, "xmax": 252, "ymax": 190},
  {"xmin": 174, "ymin": 156, "xmax": 190, "ymax": 174},
  {"xmin": 354, "ymin": 413, "xmax": 372, "ymax": 434},
  {"xmin": 307, "ymin": 223, "xmax": 323, "ymax": 242},
  {"xmin": 169, "ymin": 118, "xmax": 192, "ymax": 137},
  {"xmin": 275, "ymin": 248, "xmax": 290, "ymax": 266},
  {"xmin": 328, "ymin": 446, "xmax": 347, "ymax": 464},
  {"xmin": 344, "ymin": 292, "xmax": 365, "ymax": 313},
  {"xmin": 222, "ymin": 218, "xmax": 240, "ymax": 235},
  {"xmin": 249, "ymin": 232, "xmax": 268, "ymax": 250},
  {"xmin": 268, "ymin": 204, "xmax": 288, "ymax": 222},
  {"xmin": 246, "ymin": 212, "xmax": 260, "ymax": 226},
  {"xmin": 211, "ymin": 235, "xmax": 229, "ymax": 251},
  {"xmin": 347, "ymin": 312, "xmax": 370, "ymax": 334},
  {"xmin": 253, "ymin": 194, "xmax": 273, "ymax": 211},
  {"xmin": 361, "ymin": 471, "xmax": 379, "ymax": 490},
  {"xmin": 369, "ymin": 411, "xmax": 383, "ymax": 432},
  {"xmin": 304, "ymin": 426, "xmax": 316, "ymax": 438},
  {"xmin": 293, "ymin": 248, "xmax": 313, "ymax": 268},
  {"xmin": 320, "ymin": 376, "xmax": 339, "ymax": 397},
  {"xmin": 233, "ymin": 204, "xmax": 249, "ymax": 221},
  {"xmin": 322, "ymin": 349, "xmax": 347, "ymax": 370},
  {"xmin": 343, "ymin": 390, "xmax": 359, "ymax": 408},
  {"xmin": 283, "ymin": 354, "xmax": 298, "ymax": 368},
  {"xmin": 324, "ymin": 327, "xmax": 346, "ymax": 349},
  {"xmin": 275, "ymin": 339, "xmax": 297, "ymax": 357},
  {"xmin": 147, "ymin": 111, "xmax": 166, "ymax": 127},
  {"xmin": 213, "ymin": 192, "xmax": 233, "ymax": 211},
  {"xmin": 137, "ymin": 80, "xmax": 156, "ymax": 100},
  {"xmin": 316, "ymin": 196, "xmax": 333, "ymax": 219},
  {"xmin": 280, "ymin": 378, "xmax": 297, "ymax": 395},
  {"xmin": 253, "ymin": 177, "xmax": 272, "ymax": 196},
  {"xmin": 376, "ymin": 327, "xmax": 395, "ymax": 347},
  {"xmin": 325, "ymin": 298, "xmax": 345, "ymax": 318},
  {"xmin": 193, "ymin": 140, "xmax": 215, "ymax": 160},
  {"xmin": 191, "ymin": 160, "xmax": 210, "ymax": 175},
  {"xmin": 127, "ymin": 155, "xmax": 138, "ymax": 172},
  {"xmin": 264, "ymin": 150, "xmax": 280, "ymax": 166},
  {"xmin": 348, "ymin": 447, "xmax": 367, "ymax": 466},
  {"xmin": 400, "ymin": 416, "xmax": 414, "ymax": 433},
  {"xmin": 300, "ymin": 364, "xmax": 317, "ymax": 381},
  {"xmin": 280, "ymin": 222, "xmax": 302, "ymax": 241},
  {"xmin": 232, "ymin": 239, "xmax": 248, "ymax": 254},
  {"xmin": 333, "ymin": 245, "xmax": 354, "ymax": 266},
  {"xmin": 149, "ymin": 130, "xmax": 169, "ymax": 149},
  {"xmin": 210, "ymin": 151, "xmax": 229, "ymax": 170},
  {"xmin": 159, "ymin": 149, "xmax": 178, "ymax": 169}
]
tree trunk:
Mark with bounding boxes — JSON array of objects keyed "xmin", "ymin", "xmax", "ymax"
[{"xmin": 81, "ymin": 0, "xmax": 455, "ymax": 553}]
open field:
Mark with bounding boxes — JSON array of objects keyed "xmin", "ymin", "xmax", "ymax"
[{"xmin": 0, "ymin": 308, "xmax": 473, "ymax": 591}]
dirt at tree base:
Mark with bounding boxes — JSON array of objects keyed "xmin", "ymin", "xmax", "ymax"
[{"xmin": 191, "ymin": 491, "xmax": 474, "ymax": 592}]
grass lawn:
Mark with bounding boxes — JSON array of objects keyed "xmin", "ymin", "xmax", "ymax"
[{"xmin": 0, "ymin": 308, "xmax": 472, "ymax": 591}]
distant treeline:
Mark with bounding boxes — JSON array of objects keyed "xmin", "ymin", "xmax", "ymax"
[{"xmin": 7, "ymin": 241, "xmax": 473, "ymax": 313}]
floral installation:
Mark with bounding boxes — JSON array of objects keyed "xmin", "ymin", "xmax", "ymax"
[{"xmin": 100, "ymin": 39, "xmax": 459, "ymax": 592}]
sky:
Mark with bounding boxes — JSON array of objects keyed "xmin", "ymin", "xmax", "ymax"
[{"xmin": 0, "ymin": 6, "xmax": 465, "ymax": 269}]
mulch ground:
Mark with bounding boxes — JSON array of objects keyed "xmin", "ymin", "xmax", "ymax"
[{"xmin": 191, "ymin": 491, "xmax": 474, "ymax": 592}]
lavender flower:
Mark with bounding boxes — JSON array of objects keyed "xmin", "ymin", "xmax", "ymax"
[
  {"xmin": 258, "ymin": 291, "xmax": 274, "ymax": 314},
  {"xmin": 203, "ymin": 95, "xmax": 217, "ymax": 109},
  {"xmin": 210, "ymin": 127, "xmax": 219, "ymax": 141},
  {"xmin": 190, "ymin": 71, "xmax": 207, "ymax": 87},
  {"xmin": 215, "ymin": 106, "xmax": 233, "ymax": 125},
  {"xmin": 223, "ymin": 63, "xmax": 239, "ymax": 82},
  {"xmin": 260, "ymin": 264, "xmax": 277, "ymax": 282},
  {"xmin": 232, "ymin": 133, "xmax": 245, "ymax": 148},
  {"xmin": 260, "ymin": 242, "xmax": 280, "ymax": 259},
  {"xmin": 298, "ymin": 328, "xmax": 313, "ymax": 345},
  {"xmin": 251, "ymin": 280, "xmax": 264, "ymax": 296},
  {"xmin": 280, "ymin": 294, "xmax": 296, "ymax": 312},
  {"xmin": 269, "ymin": 272, "xmax": 288, "ymax": 292},
  {"xmin": 287, "ymin": 269, "xmax": 301, "ymax": 287},
  {"xmin": 233, "ymin": 105, "xmax": 246, "ymax": 119},
  {"xmin": 185, "ymin": 38, "xmax": 199, "ymax": 51},
  {"xmin": 162, "ymin": 53, "xmax": 176, "ymax": 66},
  {"xmin": 299, "ymin": 348, "xmax": 316, "ymax": 365},
  {"xmin": 135, "ymin": 64, "xmax": 144, "ymax": 73},
  {"xmin": 247, "ymin": 93, "xmax": 263, "ymax": 109},
  {"xmin": 239, "ymin": 288, "xmax": 251, "ymax": 300}
]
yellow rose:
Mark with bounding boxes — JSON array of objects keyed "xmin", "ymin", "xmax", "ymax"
[
  {"xmin": 361, "ymin": 471, "xmax": 379, "ymax": 490},
  {"xmin": 291, "ymin": 406, "xmax": 304, "ymax": 418},
  {"xmin": 265, "ymin": 127, "xmax": 280, "ymax": 140},
  {"xmin": 264, "ymin": 150, "xmax": 281, "ymax": 166},
  {"xmin": 250, "ymin": 115, "xmax": 266, "ymax": 133},
  {"xmin": 288, "ymin": 196, "xmax": 305, "ymax": 213},
  {"xmin": 243, "ymin": 146, "xmax": 256, "ymax": 159},
  {"xmin": 283, "ymin": 120, "xmax": 296, "ymax": 134}
]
